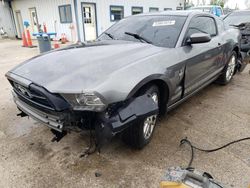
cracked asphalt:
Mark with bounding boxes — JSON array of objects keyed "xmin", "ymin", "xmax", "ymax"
[{"xmin": 0, "ymin": 39, "xmax": 249, "ymax": 188}]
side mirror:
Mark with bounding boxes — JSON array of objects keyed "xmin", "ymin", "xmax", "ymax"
[{"xmin": 187, "ymin": 33, "xmax": 211, "ymax": 44}]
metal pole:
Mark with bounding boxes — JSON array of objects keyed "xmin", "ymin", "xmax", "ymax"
[{"xmin": 73, "ymin": 0, "xmax": 81, "ymax": 42}]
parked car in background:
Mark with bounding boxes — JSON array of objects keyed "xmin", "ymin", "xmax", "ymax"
[
  {"xmin": 224, "ymin": 10, "xmax": 250, "ymax": 71},
  {"xmin": 190, "ymin": 5, "xmax": 224, "ymax": 17},
  {"xmin": 224, "ymin": 10, "xmax": 250, "ymax": 27},
  {"xmin": 6, "ymin": 11, "xmax": 241, "ymax": 149}
]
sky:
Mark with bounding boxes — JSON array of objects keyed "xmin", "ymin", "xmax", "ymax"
[
  {"xmin": 192, "ymin": 0, "xmax": 249, "ymax": 9},
  {"xmin": 225, "ymin": 0, "xmax": 248, "ymax": 9}
]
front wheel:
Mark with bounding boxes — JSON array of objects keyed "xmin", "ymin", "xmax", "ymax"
[
  {"xmin": 216, "ymin": 52, "xmax": 237, "ymax": 85},
  {"xmin": 122, "ymin": 85, "xmax": 159, "ymax": 149}
]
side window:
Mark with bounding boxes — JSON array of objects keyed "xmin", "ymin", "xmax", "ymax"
[
  {"xmin": 217, "ymin": 19, "xmax": 225, "ymax": 33},
  {"xmin": 187, "ymin": 16, "xmax": 217, "ymax": 37}
]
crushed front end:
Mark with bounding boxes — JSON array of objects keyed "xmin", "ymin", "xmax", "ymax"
[{"xmin": 6, "ymin": 73, "xmax": 158, "ymax": 148}]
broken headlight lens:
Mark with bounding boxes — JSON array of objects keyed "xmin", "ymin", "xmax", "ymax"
[{"xmin": 61, "ymin": 93, "xmax": 106, "ymax": 112}]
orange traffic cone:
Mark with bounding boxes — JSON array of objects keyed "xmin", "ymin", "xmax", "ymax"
[
  {"xmin": 22, "ymin": 31, "xmax": 28, "ymax": 47},
  {"xmin": 54, "ymin": 39, "xmax": 60, "ymax": 49},
  {"xmin": 43, "ymin": 23, "xmax": 47, "ymax": 33},
  {"xmin": 26, "ymin": 29, "xmax": 34, "ymax": 48},
  {"xmin": 54, "ymin": 43, "xmax": 60, "ymax": 49},
  {"xmin": 61, "ymin": 33, "xmax": 67, "ymax": 44}
]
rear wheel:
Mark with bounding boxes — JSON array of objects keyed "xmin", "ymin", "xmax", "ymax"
[
  {"xmin": 122, "ymin": 85, "xmax": 159, "ymax": 149},
  {"xmin": 217, "ymin": 52, "xmax": 237, "ymax": 85}
]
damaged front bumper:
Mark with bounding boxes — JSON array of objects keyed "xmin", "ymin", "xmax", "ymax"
[
  {"xmin": 13, "ymin": 90, "xmax": 158, "ymax": 142},
  {"xmin": 95, "ymin": 94, "xmax": 159, "ymax": 143}
]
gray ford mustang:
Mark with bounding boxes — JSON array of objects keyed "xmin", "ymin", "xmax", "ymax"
[{"xmin": 6, "ymin": 11, "xmax": 241, "ymax": 149}]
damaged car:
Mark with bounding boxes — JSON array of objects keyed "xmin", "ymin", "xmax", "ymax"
[
  {"xmin": 224, "ymin": 10, "xmax": 250, "ymax": 71},
  {"xmin": 6, "ymin": 11, "xmax": 242, "ymax": 149}
]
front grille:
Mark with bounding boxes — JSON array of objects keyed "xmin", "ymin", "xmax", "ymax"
[
  {"xmin": 11, "ymin": 81, "xmax": 55, "ymax": 111},
  {"xmin": 13, "ymin": 92, "xmax": 65, "ymax": 132}
]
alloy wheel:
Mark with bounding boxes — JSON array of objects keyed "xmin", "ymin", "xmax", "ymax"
[
  {"xmin": 226, "ymin": 55, "xmax": 236, "ymax": 82},
  {"xmin": 143, "ymin": 92, "xmax": 158, "ymax": 140}
]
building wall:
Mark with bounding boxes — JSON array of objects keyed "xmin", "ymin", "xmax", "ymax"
[
  {"xmin": 11, "ymin": 0, "xmax": 185, "ymax": 41},
  {"xmin": 11, "ymin": 0, "xmax": 76, "ymax": 40},
  {"xmin": 77, "ymin": 0, "xmax": 185, "ymax": 41},
  {"xmin": 0, "ymin": 2, "xmax": 16, "ymax": 38}
]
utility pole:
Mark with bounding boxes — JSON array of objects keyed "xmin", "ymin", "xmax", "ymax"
[{"xmin": 73, "ymin": 0, "xmax": 81, "ymax": 43}]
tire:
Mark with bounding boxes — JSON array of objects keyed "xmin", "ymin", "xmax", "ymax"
[
  {"xmin": 122, "ymin": 85, "xmax": 159, "ymax": 149},
  {"xmin": 216, "ymin": 52, "xmax": 237, "ymax": 85}
]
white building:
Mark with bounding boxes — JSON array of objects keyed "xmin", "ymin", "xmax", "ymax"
[
  {"xmin": 1, "ymin": 0, "xmax": 185, "ymax": 41},
  {"xmin": 0, "ymin": 1, "xmax": 16, "ymax": 38}
]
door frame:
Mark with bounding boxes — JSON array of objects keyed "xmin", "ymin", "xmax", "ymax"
[
  {"xmin": 28, "ymin": 7, "xmax": 39, "ymax": 33},
  {"xmin": 81, "ymin": 2, "xmax": 98, "ymax": 41},
  {"xmin": 15, "ymin": 10, "xmax": 24, "ymax": 38}
]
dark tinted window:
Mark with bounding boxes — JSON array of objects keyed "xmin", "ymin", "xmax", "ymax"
[
  {"xmin": 110, "ymin": 6, "xmax": 124, "ymax": 21},
  {"xmin": 99, "ymin": 15, "xmax": 187, "ymax": 48},
  {"xmin": 187, "ymin": 16, "xmax": 217, "ymax": 37},
  {"xmin": 224, "ymin": 11, "xmax": 250, "ymax": 27}
]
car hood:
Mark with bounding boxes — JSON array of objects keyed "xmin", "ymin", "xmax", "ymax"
[{"xmin": 8, "ymin": 41, "xmax": 165, "ymax": 93}]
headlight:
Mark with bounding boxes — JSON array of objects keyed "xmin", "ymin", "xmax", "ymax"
[{"xmin": 61, "ymin": 93, "xmax": 106, "ymax": 112}]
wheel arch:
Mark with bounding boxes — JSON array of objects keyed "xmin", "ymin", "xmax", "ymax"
[
  {"xmin": 233, "ymin": 45, "xmax": 240, "ymax": 58},
  {"xmin": 126, "ymin": 75, "xmax": 170, "ymax": 115}
]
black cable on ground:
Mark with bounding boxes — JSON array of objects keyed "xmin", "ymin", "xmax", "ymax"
[{"xmin": 180, "ymin": 137, "xmax": 250, "ymax": 168}]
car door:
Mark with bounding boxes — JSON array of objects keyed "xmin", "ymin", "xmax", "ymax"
[{"xmin": 183, "ymin": 16, "xmax": 223, "ymax": 96}]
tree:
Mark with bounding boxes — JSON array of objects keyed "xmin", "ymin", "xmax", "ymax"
[
  {"xmin": 184, "ymin": 0, "xmax": 194, "ymax": 9},
  {"xmin": 210, "ymin": 0, "xmax": 226, "ymax": 8},
  {"xmin": 201, "ymin": 0, "xmax": 206, "ymax": 5}
]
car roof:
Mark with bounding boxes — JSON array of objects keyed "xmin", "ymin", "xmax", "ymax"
[
  {"xmin": 231, "ymin": 10, "xmax": 250, "ymax": 13},
  {"xmin": 192, "ymin": 5, "xmax": 222, "ymax": 8},
  {"xmin": 226, "ymin": 10, "xmax": 250, "ymax": 17},
  {"xmin": 134, "ymin": 10, "xmax": 212, "ymax": 17}
]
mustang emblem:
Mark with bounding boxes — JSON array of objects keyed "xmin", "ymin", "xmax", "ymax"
[{"xmin": 14, "ymin": 83, "xmax": 33, "ymax": 98}]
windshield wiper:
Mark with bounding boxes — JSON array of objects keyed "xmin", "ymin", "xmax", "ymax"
[
  {"xmin": 124, "ymin": 32, "xmax": 152, "ymax": 44},
  {"xmin": 104, "ymin": 32, "xmax": 115, "ymax": 40}
]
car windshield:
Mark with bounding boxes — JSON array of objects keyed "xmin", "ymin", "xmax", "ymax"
[
  {"xmin": 98, "ymin": 15, "xmax": 187, "ymax": 48},
  {"xmin": 224, "ymin": 11, "xmax": 250, "ymax": 26}
]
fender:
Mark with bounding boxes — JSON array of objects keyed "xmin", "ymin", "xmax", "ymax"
[{"xmin": 126, "ymin": 74, "xmax": 173, "ymax": 114}]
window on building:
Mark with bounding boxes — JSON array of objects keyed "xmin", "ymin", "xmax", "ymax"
[
  {"xmin": 164, "ymin": 8, "xmax": 172, "ymax": 11},
  {"xmin": 132, "ymin": 7, "xmax": 143, "ymax": 15},
  {"xmin": 176, "ymin": 6, "xmax": 183, "ymax": 10},
  {"xmin": 149, "ymin": 7, "xmax": 159, "ymax": 12},
  {"xmin": 58, "ymin": 5, "xmax": 72, "ymax": 23},
  {"xmin": 110, "ymin": 6, "xmax": 124, "ymax": 21}
]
